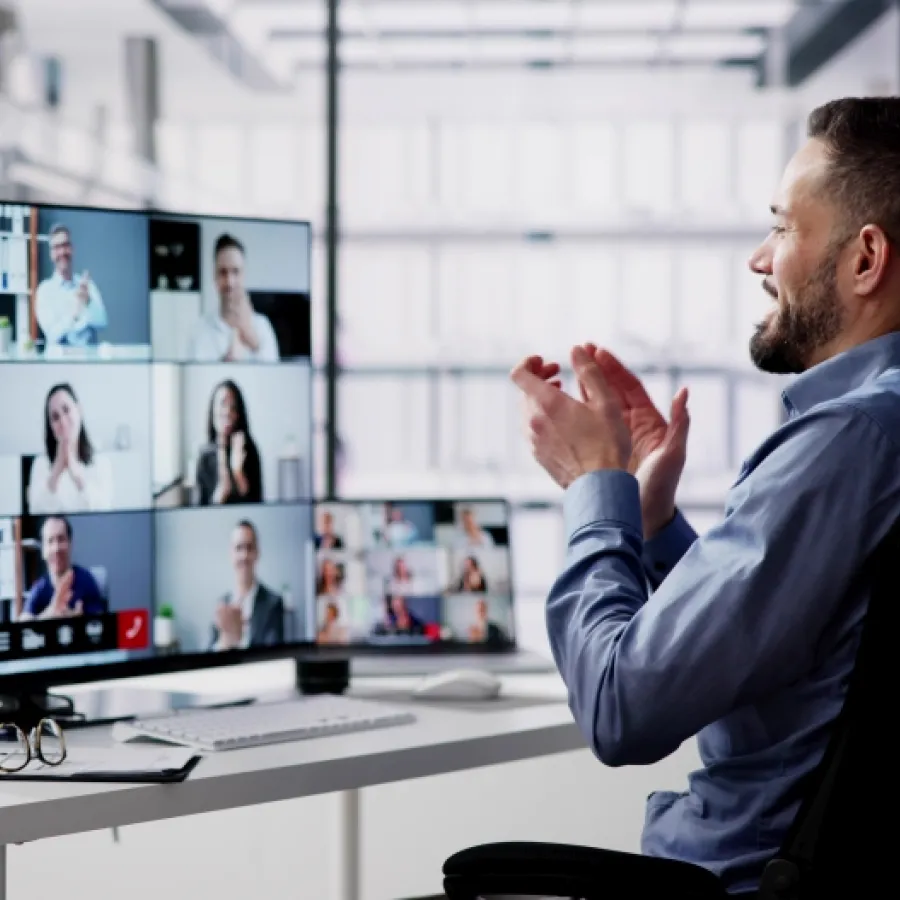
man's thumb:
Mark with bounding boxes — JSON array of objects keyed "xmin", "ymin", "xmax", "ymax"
[{"xmin": 665, "ymin": 388, "xmax": 690, "ymax": 446}]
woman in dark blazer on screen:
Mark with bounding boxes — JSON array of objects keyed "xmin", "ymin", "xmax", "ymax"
[{"xmin": 195, "ymin": 379, "xmax": 263, "ymax": 505}]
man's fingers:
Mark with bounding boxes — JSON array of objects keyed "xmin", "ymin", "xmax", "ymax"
[
  {"xmin": 593, "ymin": 348, "xmax": 651, "ymax": 409},
  {"xmin": 571, "ymin": 346, "xmax": 621, "ymax": 412},
  {"xmin": 511, "ymin": 358, "xmax": 569, "ymax": 410}
]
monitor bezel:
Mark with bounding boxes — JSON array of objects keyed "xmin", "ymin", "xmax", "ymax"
[
  {"xmin": 310, "ymin": 496, "xmax": 520, "ymax": 656},
  {"xmin": 0, "ymin": 199, "xmax": 317, "ymax": 694}
]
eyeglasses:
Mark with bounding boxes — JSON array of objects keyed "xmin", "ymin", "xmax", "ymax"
[{"xmin": 0, "ymin": 719, "xmax": 67, "ymax": 773}]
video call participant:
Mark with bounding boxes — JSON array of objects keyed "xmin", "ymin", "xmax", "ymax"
[
  {"xmin": 379, "ymin": 504, "xmax": 418, "ymax": 547},
  {"xmin": 468, "ymin": 597, "xmax": 506, "ymax": 645},
  {"xmin": 316, "ymin": 557, "xmax": 345, "ymax": 597},
  {"xmin": 19, "ymin": 516, "xmax": 106, "ymax": 621},
  {"xmin": 28, "ymin": 383, "xmax": 113, "ymax": 514},
  {"xmin": 372, "ymin": 594, "xmax": 426, "ymax": 637},
  {"xmin": 35, "ymin": 224, "xmax": 108, "ymax": 347},
  {"xmin": 452, "ymin": 555, "xmax": 488, "ymax": 593},
  {"xmin": 454, "ymin": 507, "xmax": 495, "ymax": 548},
  {"xmin": 195, "ymin": 380, "xmax": 263, "ymax": 506},
  {"xmin": 315, "ymin": 510, "xmax": 344, "ymax": 549},
  {"xmin": 210, "ymin": 520, "xmax": 284, "ymax": 651},
  {"xmin": 318, "ymin": 600, "xmax": 349, "ymax": 645},
  {"xmin": 188, "ymin": 234, "xmax": 279, "ymax": 362}
]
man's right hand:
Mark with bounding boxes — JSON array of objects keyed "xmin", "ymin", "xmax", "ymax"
[
  {"xmin": 47, "ymin": 570, "xmax": 75, "ymax": 618},
  {"xmin": 585, "ymin": 344, "xmax": 690, "ymax": 539}
]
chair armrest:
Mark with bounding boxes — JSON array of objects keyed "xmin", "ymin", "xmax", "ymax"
[{"xmin": 443, "ymin": 842, "xmax": 728, "ymax": 900}]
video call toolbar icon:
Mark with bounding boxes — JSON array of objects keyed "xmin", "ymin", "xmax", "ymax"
[
  {"xmin": 0, "ymin": 632, "xmax": 10, "ymax": 653},
  {"xmin": 22, "ymin": 629, "xmax": 46, "ymax": 652},
  {"xmin": 57, "ymin": 624, "xmax": 74, "ymax": 646}
]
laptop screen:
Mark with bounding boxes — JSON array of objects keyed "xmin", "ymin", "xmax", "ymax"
[{"xmin": 312, "ymin": 499, "xmax": 515, "ymax": 649}]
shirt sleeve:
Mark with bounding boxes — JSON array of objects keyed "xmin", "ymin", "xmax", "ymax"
[
  {"xmin": 546, "ymin": 403, "xmax": 900, "ymax": 768},
  {"xmin": 77, "ymin": 278, "xmax": 107, "ymax": 331},
  {"xmin": 641, "ymin": 510, "xmax": 698, "ymax": 590}
]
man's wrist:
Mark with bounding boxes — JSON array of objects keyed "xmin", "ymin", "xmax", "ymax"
[{"xmin": 643, "ymin": 506, "xmax": 677, "ymax": 540}]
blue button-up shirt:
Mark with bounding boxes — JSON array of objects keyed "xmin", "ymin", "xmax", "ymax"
[{"xmin": 547, "ymin": 331, "xmax": 900, "ymax": 894}]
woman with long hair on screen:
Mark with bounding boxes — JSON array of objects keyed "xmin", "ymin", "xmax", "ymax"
[
  {"xmin": 27, "ymin": 383, "xmax": 113, "ymax": 514},
  {"xmin": 453, "ymin": 555, "xmax": 488, "ymax": 593},
  {"xmin": 195, "ymin": 379, "xmax": 263, "ymax": 505},
  {"xmin": 316, "ymin": 557, "xmax": 345, "ymax": 596}
]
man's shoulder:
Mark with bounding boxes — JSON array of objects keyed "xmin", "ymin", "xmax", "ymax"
[{"xmin": 836, "ymin": 373, "xmax": 900, "ymax": 450}]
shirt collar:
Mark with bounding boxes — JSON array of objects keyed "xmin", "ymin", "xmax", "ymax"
[
  {"xmin": 52, "ymin": 270, "xmax": 74, "ymax": 287},
  {"xmin": 781, "ymin": 331, "xmax": 900, "ymax": 416}
]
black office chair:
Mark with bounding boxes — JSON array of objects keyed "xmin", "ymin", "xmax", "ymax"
[{"xmin": 441, "ymin": 518, "xmax": 900, "ymax": 900}]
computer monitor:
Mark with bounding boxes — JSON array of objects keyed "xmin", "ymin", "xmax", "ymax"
[
  {"xmin": 312, "ymin": 499, "xmax": 517, "ymax": 654},
  {"xmin": 0, "ymin": 201, "xmax": 316, "ymax": 697}
]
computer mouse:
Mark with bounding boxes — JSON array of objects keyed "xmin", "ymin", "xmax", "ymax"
[{"xmin": 411, "ymin": 668, "xmax": 502, "ymax": 701}]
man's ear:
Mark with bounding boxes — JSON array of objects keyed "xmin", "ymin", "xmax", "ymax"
[{"xmin": 854, "ymin": 225, "xmax": 891, "ymax": 296}]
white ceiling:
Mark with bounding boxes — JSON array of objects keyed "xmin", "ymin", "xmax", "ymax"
[{"xmin": 220, "ymin": 0, "xmax": 801, "ymax": 82}]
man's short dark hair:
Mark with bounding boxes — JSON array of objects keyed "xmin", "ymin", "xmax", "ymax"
[
  {"xmin": 214, "ymin": 233, "xmax": 244, "ymax": 258},
  {"xmin": 807, "ymin": 97, "xmax": 900, "ymax": 242},
  {"xmin": 48, "ymin": 224, "xmax": 70, "ymax": 241},
  {"xmin": 41, "ymin": 515, "xmax": 72, "ymax": 541},
  {"xmin": 235, "ymin": 519, "xmax": 258, "ymax": 545}
]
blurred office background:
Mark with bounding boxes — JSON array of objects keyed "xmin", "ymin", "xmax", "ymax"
[{"xmin": 1, "ymin": 2, "xmax": 898, "ymax": 898}]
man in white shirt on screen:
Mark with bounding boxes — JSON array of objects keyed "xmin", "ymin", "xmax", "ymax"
[
  {"xmin": 35, "ymin": 224, "xmax": 108, "ymax": 347},
  {"xmin": 453, "ymin": 506, "xmax": 495, "ymax": 549},
  {"xmin": 187, "ymin": 234, "xmax": 279, "ymax": 362}
]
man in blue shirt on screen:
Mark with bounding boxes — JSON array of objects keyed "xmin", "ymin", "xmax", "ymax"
[
  {"xmin": 512, "ymin": 97, "xmax": 900, "ymax": 896},
  {"xmin": 19, "ymin": 516, "xmax": 105, "ymax": 621},
  {"xmin": 35, "ymin": 224, "xmax": 108, "ymax": 347}
]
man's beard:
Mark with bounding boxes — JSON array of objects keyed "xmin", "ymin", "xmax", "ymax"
[{"xmin": 749, "ymin": 248, "xmax": 845, "ymax": 375}]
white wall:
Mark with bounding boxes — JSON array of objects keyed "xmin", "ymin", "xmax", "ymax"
[
  {"xmin": 0, "ymin": 362, "xmax": 152, "ymax": 513},
  {"xmin": 174, "ymin": 362, "xmax": 312, "ymax": 504},
  {"xmin": 153, "ymin": 504, "xmax": 313, "ymax": 651}
]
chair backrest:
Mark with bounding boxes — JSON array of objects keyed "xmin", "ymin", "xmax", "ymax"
[{"xmin": 760, "ymin": 517, "xmax": 900, "ymax": 899}]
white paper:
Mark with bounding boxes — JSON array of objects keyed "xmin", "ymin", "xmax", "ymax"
[{"xmin": 9, "ymin": 746, "xmax": 198, "ymax": 778}]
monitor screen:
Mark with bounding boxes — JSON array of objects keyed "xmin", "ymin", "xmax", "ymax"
[
  {"xmin": 312, "ymin": 500, "xmax": 515, "ymax": 649},
  {"xmin": 0, "ymin": 202, "xmax": 315, "ymax": 682}
]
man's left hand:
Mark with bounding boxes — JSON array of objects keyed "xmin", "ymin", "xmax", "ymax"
[{"xmin": 511, "ymin": 345, "xmax": 632, "ymax": 489}]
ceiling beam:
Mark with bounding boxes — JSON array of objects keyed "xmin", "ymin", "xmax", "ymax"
[{"xmin": 783, "ymin": 0, "xmax": 893, "ymax": 85}]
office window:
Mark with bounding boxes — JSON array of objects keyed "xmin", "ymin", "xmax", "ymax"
[
  {"xmin": 436, "ymin": 243, "xmax": 515, "ymax": 362},
  {"xmin": 678, "ymin": 121, "xmax": 731, "ymax": 214},
  {"xmin": 620, "ymin": 247, "xmax": 674, "ymax": 347},
  {"xmin": 736, "ymin": 121, "xmax": 785, "ymax": 218},
  {"xmin": 675, "ymin": 247, "xmax": 731, "ymax": 355},
  {"xmin": 248, "ymin": 125, "xmax": 299, "ymax": 215},
  {"xmin": 310, "ymin": 239, "xmax": 326, "ymax": 366},
  {"xmin": 454, "ymin": 375, "xmax": 513, "ymax": 469},
  {"xmin": 680, "ymin": 376, "xmax": 728, "ymax": 473},
  {"xmin": 297, "ymin": 123, "xmax": 326, "ymax": 231},
  {"xmin": 569, "ymin": 122, "xmax": 619, "ymax": 220},
  {"xmin": 156, "ymin": 121, "xmax": 190, "ymax": 176},
  {"xmin": 339, "ymin": 244, "xmax": 433, "ymax": 363},
  {"xmin": 622, "ymin": 120, "xmax": 674, "ymax": 215},
  {"xmin": 736, "ymin": 381, "xmax": 783, "ymax": 463},
  {"xmin": 564, "ymin": 246, "xmax": 619, "ymax": 353},
  {"xmin": 511, "ymin": 507, "xmax": 566, "ymax": 595},
  {"xmin": 341, "ymin": 125, "xmax": 410, "ymax": 227},
  {"xmin": 516, "ymin": 122, "xmax": 563, "ymax": 222},
  {"xmin": 196, "ymin": 124, "xmax": 245, "ymax": 204},
  {"xmin": 461, "ymin": 124, "xmax": 515, "ymax": 215},
  {"xmin": 512, "ymin": 245, "xmax": 565, "ymax": 358}
]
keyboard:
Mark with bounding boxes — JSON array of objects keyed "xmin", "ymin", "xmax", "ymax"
[{"xmin": 112, "ymin": 695, "xmax": 417, "ymax": 752}]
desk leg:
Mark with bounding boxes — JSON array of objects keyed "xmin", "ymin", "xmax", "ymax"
[{"xmin": 334, "ymin": 788, "xmax": 360, "ymax": 900}]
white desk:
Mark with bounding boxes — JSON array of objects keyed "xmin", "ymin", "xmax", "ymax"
[{"xmin": 0, "ymin": 665, "xmax": 580, "ymax": 900}]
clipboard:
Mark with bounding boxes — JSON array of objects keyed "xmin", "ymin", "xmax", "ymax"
[{"xmin": 0, "ymin": 747, "xmax": 202, "ymax": 783}]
